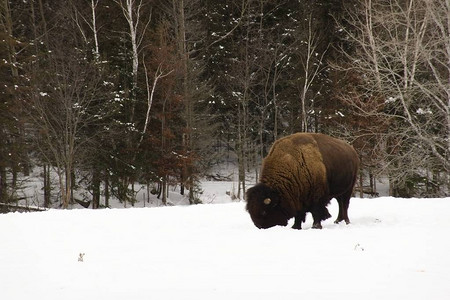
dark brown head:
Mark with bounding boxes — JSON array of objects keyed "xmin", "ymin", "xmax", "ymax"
[{"xmin": 246, "ymin": 183, "xmax": 289, "ymax": 229}]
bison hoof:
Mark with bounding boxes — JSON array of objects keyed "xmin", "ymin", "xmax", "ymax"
[
  {"xmin": 334, "ymin": 218, "xmax": 351, "ymax": 225},
  {"xmin": 292, "ymin": 224, "xmax": 302, "ymax": 230},
  {"xmin": 312, "ymin": 222, "xmax": 322, "ymax": 229}
]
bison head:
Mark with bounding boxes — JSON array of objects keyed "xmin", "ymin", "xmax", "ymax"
[{"xmin": 246, "ymin": 183, "xmax": 289, "ymax": 229}]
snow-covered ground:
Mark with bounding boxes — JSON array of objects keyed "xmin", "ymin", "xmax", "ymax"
[{"xmin": 2, "ymin": 191, "xmax": 450, "ymax": 299}]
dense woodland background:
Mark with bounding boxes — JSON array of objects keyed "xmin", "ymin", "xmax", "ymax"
[{"xmin": 1, "ymin": 0, "xmax": 449, "ymax": 209}]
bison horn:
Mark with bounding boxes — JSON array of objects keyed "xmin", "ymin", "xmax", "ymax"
[{"xmin": 263, "ymin": 198, "xmax": 271, "ymax": 205}]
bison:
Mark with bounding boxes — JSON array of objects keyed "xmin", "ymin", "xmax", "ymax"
[{"xmin": 246, "ymin": 133, "xmax": 359, "ymax": 229}]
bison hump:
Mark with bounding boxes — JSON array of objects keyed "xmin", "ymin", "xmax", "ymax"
[{"xmin": 260, "ymin": 135, "xmax": 327, "ymax": 211}]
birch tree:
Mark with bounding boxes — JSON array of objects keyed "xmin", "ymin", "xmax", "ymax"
[
  {"xmin": 71, "ymin": 0, "xmax": 102, "ymax": 59},
  {"xmin": 114, "ymin": 0, "xmax": 152, "ymax": 127},
  {"xmin": 114, "ymin": 0, "xmax": 151, "ymax": 90}
]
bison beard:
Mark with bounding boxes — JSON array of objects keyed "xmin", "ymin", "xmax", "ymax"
[{"xmin": 246, "ymin": 133, "xmax": 359, "ymax": 230}]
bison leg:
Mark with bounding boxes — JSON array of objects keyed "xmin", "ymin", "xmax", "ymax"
[
  {"xmin": 292, "ymin": 219, "xmax": 302, "ymax": 230},
  {"xmin": 335, "ymin": 192, "xmax": 351, "ymax": 224},
  {"xmin": 292, "ymin": 211, "xmax": 306, "ymax": 230},
  {"xmin": 311, "ymin": 205, "xmax": 331, "ymax": 229},
  {"xmin": 312, "ymin": 221, "xmax": 323, "ymax": 229}
]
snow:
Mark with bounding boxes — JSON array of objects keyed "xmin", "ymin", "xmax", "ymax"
[
  {"xmin": 1, "ymin": 195, "xmax": 450, "ymax": 300},
  {"xmin": 416, "ymin": 108, "xmax": 432, "ymax": 115},
  {"xmin": 385, "ymin": 96, "xmax": 398, "ymax": 103}
]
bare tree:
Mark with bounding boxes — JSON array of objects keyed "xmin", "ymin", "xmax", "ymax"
[
  {"xmin": 337, "ymin": 0, "xmax": 450, "ymax": 196},
  {"xmin": 27, "ymin": 46, "xmax": 107, "ymax": 208},
  {"xmin": 297, "ymin": 16, "xmax": 329, "ymax": 133},
  {"xmin": 0, "ymin": 0, "xmax": 29, "ymax": 204}
]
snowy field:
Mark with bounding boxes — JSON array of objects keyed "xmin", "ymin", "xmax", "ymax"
[{"xmin": 2, "ymin": 193, "xmax": 450, "ymax": 300}]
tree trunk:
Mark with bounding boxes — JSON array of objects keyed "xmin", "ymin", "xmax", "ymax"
[
  {"xmin": 92, "ymin": 168, "xmax": 100, "ymax": 209},
  {"xmin": 43, "ymin": 164, "xmax": 51, "ymax": 208},
  {"xmin": 91, "ymin": 0, "xmax": 100, "ymax": 58},
  {"xmin": 2, "ymin": 0, "xmax": 18, "ymax": 77},
  {"xmin": 37, "ymin": 0, "xmax": 49, "ymax": 50},
  {"xmin": 104, "ymin": 171, "xmax": 110, "ymax": 208},
  {"xmin": 359, "ymin": 157, "xmax": 364, "ymax": 198},
  {"xmin": 0, "ymin": 166, "xmax": 7, "ymax": 203},
  {"xmin": 63, "ymin": 166, "xmax": 72, "ymax": 209},
  {"xmin": 57, "ymin": 168, "xmax": 65, "ymax": 208},
  {"xmin": 161, "ymin": 177, "xmax": 167, "ymax": 205},
  {"xmin": 173, "ymin": 0, "xmax": 195, "ymax": 204}
]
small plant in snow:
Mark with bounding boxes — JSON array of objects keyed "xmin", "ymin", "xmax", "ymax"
[
  {"xmin": 78, "ymin": 253, "xmax": 85, "ymax": 262},
  {"xmin": 354, "ymin": 244, "xmax": 365, "ymax": 252}
]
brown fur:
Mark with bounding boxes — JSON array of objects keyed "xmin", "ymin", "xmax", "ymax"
[{"xmin": 246, "ymin": 133, "xmax": 359, "ymax": 229}]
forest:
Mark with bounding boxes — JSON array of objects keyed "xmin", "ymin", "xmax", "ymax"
[{"xmin": 0, "ymin": 0, "xmax": 449, "ymax": 210}]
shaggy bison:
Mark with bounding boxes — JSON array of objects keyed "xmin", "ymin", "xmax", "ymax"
[{"xmin": 246, "ymin": 133, "xmax": 359, "ymax": 229}]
